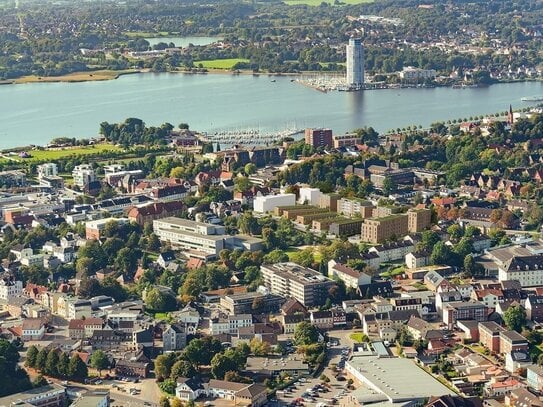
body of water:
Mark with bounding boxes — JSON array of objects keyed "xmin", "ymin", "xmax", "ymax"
[
  {"xmin": 0, "ymin": 73, "xmax": 541, "ymax": 149},
  {"xmin": 144, "ymin": 36, "xmax": 220, "ymax": 48}
]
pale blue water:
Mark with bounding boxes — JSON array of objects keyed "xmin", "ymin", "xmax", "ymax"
[
  {"xmin": 0, "ymin": 73, "xmax": 541, "ymax": 148},
  {"xmin": 144, "ymin": 36, "xmax": 220, "ymax": 47}
]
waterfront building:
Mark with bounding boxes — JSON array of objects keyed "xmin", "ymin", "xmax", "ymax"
[
  {"xmin": 346, "ymin": 38, "xmax": 364, "ymax": 88},
  {"xmin": 304, "ymin": 128, "xmax": 333, "ymax": 148}
]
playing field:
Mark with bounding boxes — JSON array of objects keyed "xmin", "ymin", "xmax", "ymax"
[
  {"xmin": 4, "ymin": 144, "xmax": 123, "ymax": 162},
  {"xmin": 193, "ymin": 58, "xmax": 250, "ymax": 69},
  {"xmin": 284, "ymin": 0, "xmax": 373, "ymax": 5}
]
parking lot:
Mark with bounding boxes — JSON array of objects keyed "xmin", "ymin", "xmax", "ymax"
[{"xmin": 273, "ymin": 341, "xmax": 354, "ymax": 407}]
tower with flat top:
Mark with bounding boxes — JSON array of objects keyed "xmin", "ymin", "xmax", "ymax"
[{"xmin": 346, "ymin": 38, "xmax": 364, "ymax": 89}]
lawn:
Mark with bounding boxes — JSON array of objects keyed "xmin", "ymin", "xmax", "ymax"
[
  {"xmin": 194, "ymin": 58, "xmax": 249, "ymax": 69},
  {"xmin": 349, "ymin": 332, "xmax": 369, "ymax": 343},
  {"xmin": 284, "ymin": 0, "xmax": 374, "ymax": 5},
  {"xmin": 6, "ymin": 144, "xmax": 123, "ymax": 162},
  {"xmin": 285, "ymin": 247, "xmax": 301, "ymax": 261}
]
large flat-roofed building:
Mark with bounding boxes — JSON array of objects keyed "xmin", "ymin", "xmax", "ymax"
[
  {"xmin": 253, "ymin": 194, "xmax": 296, "ymax": 213},
  {"xmin": 407, "ymin": 208, "xmax": 432, "ymax": 233},
  {"xmin": 220, "ymin": 292, "xmax": 285, "ymax": 315},
  {"xmin": 260, "ymin": 262, "xmax": 335, "ymax": 307},
  {"xmin": 0, "ymin": 384, "xmax": 66, "ymax": 407},
  {"xmin": 361, "ymin": 214, "xmax": 409, "ymax": 243},
  {"xmin": 345, "ymin": 353, "xmax": 454, "ymax": 404},
  {"xmin": 329, "ymin": 218, "xmax": 364, "ymax": 237},
  {"xmin": 153, "ymin": 217, "xmax": 227, "ymax": 260},
  {"xmin": 304, "ymin": 128, "xmax": 333, "ymax": 148},
  {"xmin": 333, "ymin": 133, "xmax": 361, "ymax": 148},
  {"xmin": 338, "ymin": 198, "xmax": 374, "ymax": 218}
]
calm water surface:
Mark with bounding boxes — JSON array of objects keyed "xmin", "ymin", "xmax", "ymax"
[
  {"xmin": 144, "ymin": 36, "xmax": 220, "ymax": 47},
  {"xmin": 0, "ymin": 73, "xmax": 541, "ymax": 149}
]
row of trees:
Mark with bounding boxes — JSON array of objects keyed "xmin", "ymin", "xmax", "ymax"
[{"xmin": 25, "ymin": 346, "xmax": 89, "ymax": 382}]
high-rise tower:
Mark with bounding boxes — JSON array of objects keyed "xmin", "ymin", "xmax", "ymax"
[{"xmin": 346, "ymin": 38, "xmax": 364, "ymax": 88}]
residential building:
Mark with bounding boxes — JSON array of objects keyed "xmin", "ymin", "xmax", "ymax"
[
  {"xmin": 346, "ymin": 38, "xmax": 364, "ymax": 88},
  {"xmin": 407, "ymin": 208, "xmax": 432, "ymax": 233},
  {"xmin": 57, "ymin": 297, "xmax": 92, "ymax": 320},
  {"xmin": 0, "ymin": 278, "xmax": 22, "ymax": 301},
  {"xmin": 219, "ymin": 292, "xmax": 284, "ymax": 315},
  {"xmin": 498, "ymin": 255, "xmax": 543, "ymax": 287},
  {"xmin": 175, "ymin": 378, "xmax": 205, "ymax": 402},
  {"xmin": 127, "ymin": 201, "xmax": 184, "ymax": 226},
  {"xmin": 163, "ymin": 323, "xmax": 187, "ymax": 352},
  {"xmin": 280, "ymin": 314, "xmax": 306, "ymax": 334},
  {"xmin": 85, "ymin": 217, "xmax": 129, "ymax": 240},
  {"xmin": 479, "ymin": 321, "xmax": 504, "ymax": 353},
  {"xmin": 361, "ymin": 215, "xmax": 409, "ymax": 243},
  {"xmin": 500, "ymin": 330, "xmax": 529, "ymax": 355},
  {"xmin": 72, "ymin": 164, "xmax": 96, "ymax": 188},
  {"xmin": 525, "ymin": 295, "xmax": 543, "ymax": 322},
  {"xmin": 369, "ymin": 240, "xmax": 414, "ymax": 262},
  {"xmin": 505, "ymin": 350, "xmax": 532, "ymax": 374},
  {"xmin": 333, "ymin": 133, "xmax": 361, "ymax": 148},
  {"xmin": 68, "ymin": 318, "xmax": 103, "ymax": 339},
  {"xmin": 399, "ymin": 66, "xmax": 437, "ymax": 82},
  {"xmin": 443, "ymin": 301, "xmax": 487, "ymax": 327},
  {"xmin": 253, "ymin": 194, "xmax": 296, "ymax": 213},
  {"xmin": 329, "ymin": 218, "xmax": 364, "ymax": 237},
  {"xmin": 328, "ymin": 260, "xmax": 371, "ymax": 289},
  {"xmin": 304, "ymin": 128, "xmax": 333, "ymax": 148},
  {"xmin": 506, "ymin": 388, "xmax": 543, "ymax": 407},
  {"xmin": 210, "ymin": 314, "xmax": 253, "ymax": 335},
  {"xmin": 405, "ymin": 251, "xmax": 430, "ymax": 269},
  {"xmin": 338, "ymin": 198, "xmax": 374, "ymax": 218},
  {"xmin": 114, "ymin": 359, "xmax": 150, "ymax": 378},
  {"xmin": 527, "ymin": 365, "xmax": 543, "ymax": 391},
  {"xmin": 71, "ymin": 391, "xmax": 110, "ymax": 407},
  {"xmin": 0, "ymin": 384, "xmax": 66, "ymax": 407},
  {"xmin": 484, "ymin": 378, "xmax": 523, "ymax": 398},
  {"xmin": 260, "ymin": 262, "xmax": 335, "ymax": 307},
  {"xmin": 37, "ymin": 163, "xmax": 58, "ymax": 179},
  {"xmin": 298, "ymin": 187, "xmax": 322, "ymax": 206},
  {"xmin": 22, "ymin": 318, "xmax": 46, "ymax": 341}
]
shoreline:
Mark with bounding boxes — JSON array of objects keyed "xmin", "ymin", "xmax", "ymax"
[{"xmin": 1, "ymin": 67, "xmax": 541, "ymax": 89}]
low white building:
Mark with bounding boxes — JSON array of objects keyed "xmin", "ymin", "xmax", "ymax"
[
  {"xmin": 253, "ymin": 193, "xmax": 296, "ymax": 213},
  {"xmin": 209, "ymin": 314, "xmax": 253, "ymax": 335}
]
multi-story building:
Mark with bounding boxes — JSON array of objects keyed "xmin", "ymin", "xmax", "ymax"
[
  {"xmin": 153, "ymin": 217, "xmax": 227, "ymax": 260},
  {"xmin": 37, "ymin": 163, "xmax": 58, "ymax": 179},
  {"xmin": 318, "ymin": 193, "xmax": 341, "ymax": 212},
  {"xmin": 361, "ymin": 215, "xmax": 409, "ymax": 243},
  {"xmin": 329, "ymin": 219, "xmax": 364, "ymax": 237},
  {"xmin": 0, "ymin": 384, "xmax": 66, "ymax": 407},
  {"xmin": 0, "ymin": 278, "xmax": 23, "ymax": 301},
  {"xmin": 298, "ymin": 187, "xmax": 322, "ymax": 206},
  {"xmin": 399, "ymin": 66, "xmax": 437, "ymax": 82},
  {"xmin": 338, "ymin": 198, "xmax": 374, "ymax": 218},
  {"xmin": 479, "ymin": 321, "xmax": 504, "ymax": 353},
  {"xmin": 346, "ymin": 38, "xmax": 364, "ymax": 88},
  {"xmin": 219, "ymin": 292, "xmax": 284, "ymax": 315},
  {"xmin": 304, "ymin": 128, "xmax": 333, "ymax": 148},
  {"xmin": 498, "ymin": 255, "xmax": 543, "ymax": 287},
  {"xmin": 407, "ymin": 208, "xmax": 432, "ymax": 233},
  {"xmin": 332, "ymin": 133, "xmax": 361, "ymax": 148},
  {"xmin": 253, "ymin": 194, "xmax": 296, "ymax": 213},
  {"xmin": 22, "ymin": 318, "xmax": 46, "ymax": 341},
  {"xmin": 68, "ymin": 317, "xmax": 104, "ymax": 339},
  {"xmin": 443, "ymin": 301, "xmax": 487, "ymax": 327},
  {"xmin": 127, "ymin": 201, "xmax": 184, "ymax": 226},
  {"xmin": 260, "ymin": 262, "xmax": 335, "ymax": 307},
  {"xmin": 85, "ymin": 217, "xmax": 129, "ymax": 240},
  {"xmin": 328, "ymin": 260, "xmax": 371, "ymax": 289},
  {"xmin": 210, "ymin": 314, "xmax": 253, "ymax": 335},
  {"xmin": 500, "ymin": 330, "xmax": 528, "ymax": 355},
  {"xmin": 57, "ymin": 296, "xmax": 92, "ymax": 320},
  {"xmin": 163, "ymin": 323, "xmax": 187, "ymax": 352},
  {"xmin": 72, "ymin": 164, "xmax": 96, "ymax": 188},
  {"xmin": 527, "ymin": 365, "xmax": 543, "ymax": 391},
  {"xmin": 525, "ymin": 295, "xmax": 543, "ymax": 322}
]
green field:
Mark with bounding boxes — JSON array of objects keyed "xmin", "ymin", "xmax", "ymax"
[
  {"xmin": 4, "ymin": 144, "xmax": 123, "ymax": 162},
  {"xmin": 194, "ymin": 58, "xmax": 249, "ymax": 69},
  {"xmin": 284, "ymin": 0, "xmax": 373, "ymax": 5}
]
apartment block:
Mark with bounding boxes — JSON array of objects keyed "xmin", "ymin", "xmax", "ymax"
[
  {"xmin": 304, "ymin": 128, "xmax": 333, "ymax": 148},
  {"xmin": 332, "ymin": 133, "xmax": 361, "ymax": 148},
  {"xmin": 479, "ymin": 321, "xmax": 504, "ymax": 353},
  {"xmin": 72, "ymin": 164, "xmax": 96, "ymax": 188},
  {"xmin": 260, "ymin": 262, "xmax": 335, "ymax": 307},
  {"xmin": 318, "ymin": 193, "xmax": 341, "ymax": 212},
  {"xmin": 361, "ymin": 214, "xmax": 409, "ymax": 243},
  {"xmin": 407, "ymin": 208, "xmax": 432, "ymax": 233},
  {"xmin": 329, "ymin": 219, "xmax": 364, "ymax": 237},
  {"xmin": 338, "ymin": 198, "xmax": 374, "ymax": 218}
]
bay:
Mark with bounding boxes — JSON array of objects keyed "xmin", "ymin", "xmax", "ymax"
[
  {"xmin": 144, "ymin": 36, "xmax": 221, "ymax": 47},
  {"xmin": 0, "ymin": 72, "xmax": 541, "ymax": 149}
]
